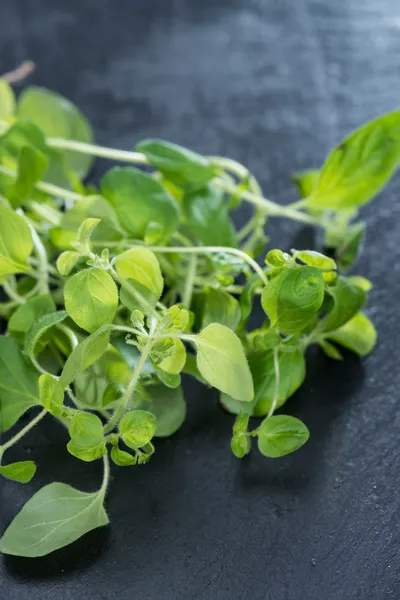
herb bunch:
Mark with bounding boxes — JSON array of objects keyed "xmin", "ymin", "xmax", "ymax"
[{"xmin": 0, "ymin": 78, "xmax": 395, "ymax": 557}]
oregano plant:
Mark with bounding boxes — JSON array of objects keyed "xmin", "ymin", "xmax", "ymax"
[{"xmin": 0, "ymin": 75, "xmax": 394, "ymax": 557}]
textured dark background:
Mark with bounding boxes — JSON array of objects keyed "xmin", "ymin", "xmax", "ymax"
[{"xmin": 1, "ymin": 0, "xmax": 400, "ymax": 598}]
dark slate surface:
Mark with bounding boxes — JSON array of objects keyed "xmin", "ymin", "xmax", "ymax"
[{"xmin": 1, "ymin": 1, "xmax": 400, "ymax": 598}]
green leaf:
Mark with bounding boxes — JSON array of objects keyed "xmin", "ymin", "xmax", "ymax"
[
  {"xmin": 221, "ymin": 344, "xmax": 306, "ymax": 417},
  {"xmin": 8, "ymin": 145, "xmax": 48, "ymax": 207},
  {"xmin": 295, "ymin": 250, "xmax": 336, "ymax": 271},
  {"xmin": 265, "ymin": 249, "xmax": 289, "ymax": 268},
  {"xmin": 0, "ymin": 461, "xmax": 36, "ymax": 484},
  {"xmin": 347, "ymin": 275, "xmax": 372, "ymax": 292},
  {"xmin": 157, "ymin": 339, "xmax": 186, "ymax": 375},
  {"xmin": 56, "ymin": 251, "xmax": 81, "ymax": 276},
  {"xmin": 291, "ymin": 169, "xmax": 320, "ymax": 198},
  {"xmin": 202, "ymin": 288, "xmax": 241, "ymax": 331},
  {"xmin": 231, "ymin": 434, "xmax": 251, "ymax": 459},
  {"xmin": 64, "ymin": 268, "xmax": 118, "ymax": 333},
  {"xmin": 114, "ymin": 248, "xmax": 164, "ymax": 300},
  {"xmin": 308, "ymin": 109, "xmax": 400, "ymax": 209},
  {"xmin": 18, "ymin": 86, "xmax": 94, "ymax": 178},
  {"xmin": 137, "ymin": 384, "xmax": 186, "ymax": 437},
  {"xmin": 0, "ymin": 482, "xmax": 109, "ymax": 557},
  {"xmin": 257, "ymin": 415, "xmax": 310, "ymax": 458},
  {"xmin": 0, "ymin": 120, "xmax": 46, "ymax": 160},
  {"xmin": 183, "ymin": 184, "xmax": 236, "ymax": 246},
  {"xmin": 319, "ymin": 340, "xmax": 343, "ymax": 360},
  {"xmin": 262, "ymin": 266, "xmax": 325, "ymax": 334},
  {"xmin": 156, "ymin": 370, "xmax": 181, "ymax": 388},
  {"xmin": 136, "ymin": 139, "xmax": 216, "ymax": 186},
  {"xmin": 110, "ymin": 445, "xmax": 136, "ymax": 467},
  {"xmin": 25, "ymin": 311, "xmax": 68, "ymax": 358},
  {"xmin": 181, "ymin": 353, "xmax": 208, "ymax": 385},
  {"xmin": 38, "ymin": 373, "xmax": 64, "ymax": 416},
  {"xmin": 193, "ymin": 323, "xmax": 254, "ymax": 402},
  {"xmin": 8, "ymin": 294, "xmax": 56, "ymax": 344},
  {"xmin": 119, "ymin": 410, "xmax": 157, "ymax": 449},
  {"xmin": 0, "ymin": 80, "xmax": 15, "ymax": 118},
  {"xmin": 67, "ymin": 412, "xmax": 106, "ymax": 462},
  {"xmin": 0, "ymin": 205, "xmax": 33, "ymax": 281},
  {"xmin": 0, "ymin": 336, "xmax": 39, "ymax": 432},
  {"xmin": 101, "ymin": 166, "xmax": 180, "ymax": 242},
  {"xmin": 75, "ymin": 217, "xmax": 101, "ymax": 247},
  {"xmin": 327, "ymin": 312, "xmax": 377, "ymax": 357},
  {"xmin": 59, "ymin": 327, "xmax": 111, "ymax": 388},
  {"xmin": 320, "ymin": 277, "xmax": 366, "ymax": 333}
]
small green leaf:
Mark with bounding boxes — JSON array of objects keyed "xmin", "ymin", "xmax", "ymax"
[
  {"xmin": 193, "ymin": 323, "xmax": 254, "ymax": 402},
  {"xmin": 119, "ymin": 410, "xmax": 157, "ymax": 449},
  {"xmin": 8, "ymin": 144, "xmax": 48, "ymax": 208},
  {"xmin": 101, "ymin": 166, "xmax": 180, "ymax": 242},
  {"xmin": 0, "ymin": 205, "xmax": 33, "ymax": 281},
  {"xmin": 156, "ymin": 370, "xmax": 181, "ymax": 388},
  {"xmin": 320, "ymin": 277, "xmax": 366, "ymax": 333},
  {"xmin": 75, "ymin": 217, "xmax": 101, "ymax": 247},
  {"xmin": 0, "ymin": 80, "xmax": 16, "ymax": 118},
  {"xmin": 291, "ymin": 169, "xmax": 320, "ymax": 198},
  {"xmin": 114, "ymin": 248, "xmax": 164, "ymax": 300},
  {"xmin": 18, "ymin": 86, "xmax": 94, "ymax": 179},
  {"xmin": 25, "ymin": 311, "xmax": 68, "ymax": 358},
  {"xmin": 136, "ymin": 139, "xmax": 216, "ymax": 186},
  {"xmin": 67, "ymin": 412, "xmax": 106, "ymax": 462},
  {"xmin": 38, "ymin": 373, "xmax": 64, "ymax": 416},
  {"xmin": 262, "ymin": 266, "xmax": 325, "ymax": 334},
  {"xmin": 202, "ymin": 288, "xmax": 241, "ymax": 331},
  {"xmin": 56, "ymin": 251, "xmax": 81, "ymax": 276},
  {"xmin": 308, "ymin": 110, "xmax": 400, "ymax": 209},
  {"xmin": 231, "ymin": 434, "xmax": 251, "ymax": 459},
  {"xmin": 346, "ymin": 275, "xmax": 372, "ymax": 292},
  {"xmin": 0, "ymin": 336, "xmax": 39, "ymax": 432},
  {"xmin": 8, "ymin": 294, "xmax": 56, "ymax": 344},
  {"xmin": 257, "ymin": 415, "xmax": 310, "ymax": 458},
  {"xmin": 110, "ymin": 445, "xmax": 136, "ymax": 467},
  {"xmin": 295, "ymin": 250, "xmax": 336, "ymax": 271},
  {"xmin": 319, "ymin": 340, "xmax": 343, "ymax": 361},
  {"xmin": 64, "ymin": 268, "xmax": 118, "ymax": 333},
  {"xmin": 0, "ymin": 461, "xmax": 36, "ymax": 484},
  {"xmin": 327, "ymin": 312, "xmax": 377, "ymax": 357},
  {"xmin": 0, "ymin": 482, "xmax": 108, "ymax": 557},
  {"xmin": 136, "ymin": 384, "xmax": 186, "ymax": 437},
  {"xmin": 157, "ymin": 339, "xmax": 186, "ymax": 375},
  {"xmin": 265, "ymin": 249, "xmax": 289, "ymax": 268},
  {"xmin": 183, "ymin": 184, "xmax": 236, "ymax": 246},
  {"xmin": 59, "ymin": 327, "xmax": 111, "ymax": 388}
]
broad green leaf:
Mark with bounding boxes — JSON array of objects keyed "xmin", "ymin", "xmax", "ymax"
[
  {"xmin": 67, "ymin": 412, "xmax": 106, "ymax": 462},
  {"xmin": 221, "ymin": 344, "xmax": 306, "ymax": 417},
  {"xmin": 25, "ymin": 311, "xmax": 68, "ymax": 358},
  {"xmin": 136, "ymin": 139, "xmax": 216, "ymax": 186},
  {"xmin": 0, "ymin": 482, "xmax": 108, "ymax": 557},
  {"xmin": 64, "ymin": 268, "xmax": 118, "ymax": 333},
  {"xmin": 291, "ymin": 169, "xmax": 320, "ymax": 198},
  {"xmin": 114, "ymin": 248, "xmax": 163, "ymax": 300},
  {"xmin": 56, "ymin": 251, "xmax": 81, "ymax": 276},
  {"xmin": 320, "ymin": 277, "xmax": 366, "ymax": 333},
  {"xmin": 0, "ymin": 120, "xmax": 46, "ymax": 160},
  {"xmin": 8, "ymin": 145, "xmax": 48, "ymax": 207},
  {"xmin": 73, "ymin": 361, "xmax": 110, "ymax": 410},
  {"xmin": 0, "ymin": 80, "xmax": 15, "ymax": 118},
  {"xmin": 157, "ymin": 339, "xmax": 186, "ymax": 375},
  {"xmin": 333, "ymin": 222, "xmax": 366, "ymax": 272},
  {"xmin": 0, "ymin": 461, "xmax": 36, "ymax": 484},
  {"xmin": 119, "ymin": 409, "xmax": 157, "ymax": 449},
  {"xmin": 295, "ymin": 250, "xmax": 336, "ymax": 271},
  {"xmin": 136, "ymin": 384, "xmax": 186, "ymax": 437},
  {"xmin": 8, "ymin": 294, "xmax": 56, "ymax": 344},
  {"xmin": 59, "ymin": 327, "xmax": 111, "ymax": 388},
  {"xmin": 202, "ymin": 288, "xmax": 241, "ymax": 331},
  {"xmin": 308, "ymin": 110, "xmax": 400, "ymax": 209},
  {"xmin": 327, "ymin": 312, "xmax": 377, "ymax": 357},
  {"xmin": 257, "ymin": 415, "xmax": 310, "ymax": 458},
  {"xmin": 262, "ymin": 266, "xmax": 325, "ymax": 334},
  {"xmin": 111, "ymin": 445, "xmax": 136, "ymax": 467},
  {"xmin": 193, "ymin": 323, "xmax": 254, "ymax": 402},
  {"xmin": 231, "ymin": 434, "xmax": 251, "ymax": 459},
  {"xmin": 0, "ymin": 205, "xmax": 33, "ymax": 281},
  {"xmin": 101, "ymin": 166, "xmax": 180, "ymax": 242},
  {"xmin": 0, "ymin": 336, "xmax": 39, "ymax": 432},
  {"xmin": 319, "ymin": 340, "xmax": 343, "ymax": 360},
  {"xmin": 183, "ymin": 184, "xmax": 236, "ymax": 246},
  {"xmin": 38, "ymin": 373, "xmax": 64, "ymax": 416},
  {"xmin": 18, "ymin": 86, "xmax": 94, "ymax": 178}
]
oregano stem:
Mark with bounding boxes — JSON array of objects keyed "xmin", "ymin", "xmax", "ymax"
[
  {"xmin": 267, "ymin": 347, "xmax": 281, "ymax": 419},
  {"xmin": 47, "ymin": 138, "xmax": 149, "ymax": 165},
  {"xmin": 2, "ymin": 280, "xmax": 25, "ymax": 304},
  {"xmin": 0, "ymin": 165, "xmax": 84, "ymax": 203},
  {"xmin": 99, "ymin": 453, "xmax": 110, "ymax": 499},
  {"xmin": 0, "ymin": 409, "xmax": 47, "ymax": 455},
  {"xmin": 183, "ymin": 254, "xmax": 197, "ymax": 308}
]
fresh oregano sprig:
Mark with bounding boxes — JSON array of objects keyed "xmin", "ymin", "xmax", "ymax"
[{"xmin": 0, "ymin": 79, "xmax": 393, "ymax": 557}]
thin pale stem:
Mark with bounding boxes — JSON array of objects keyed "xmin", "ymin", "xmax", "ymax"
[
  {"xmin": 47, "ymin": 138, "xmax": 149, "ymax": 165},
  {"xmin": 267, "ymin": 347, "xmax": 281, "ymax": 419},
  {"xmin": 99, "ymin": 453, "xmax": 110, "ymax": 499},
  {"xmin": 0, "ymin": 409, "xmax": 47, "ymax": 455},
  {"xmin": 183, "ymin": 254, "xmax": 197, "ymax": 308},
  {"xmin": 2, "ymin": 280, "xmax": 25, "ymax": 304}
]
